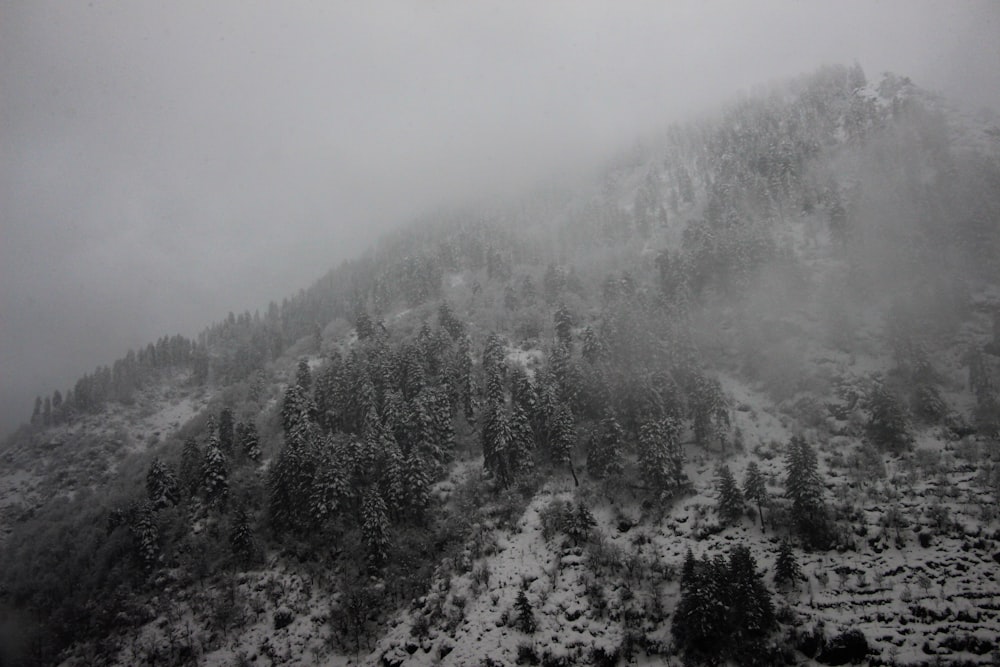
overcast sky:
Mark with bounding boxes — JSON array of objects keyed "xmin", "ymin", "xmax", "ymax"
[{"xmin": 1, "ymin": 1, "xmax": 998, "ymax": 436}]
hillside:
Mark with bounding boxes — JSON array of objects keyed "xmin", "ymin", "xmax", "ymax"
[{"xmin": 2, "ymin": 65, "xmax": 1000, "ymax": 667}]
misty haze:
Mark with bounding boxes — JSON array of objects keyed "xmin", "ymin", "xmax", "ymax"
[{"xmin": 2, "ymin": 2, "xmax": 1000, "ymax": 666}]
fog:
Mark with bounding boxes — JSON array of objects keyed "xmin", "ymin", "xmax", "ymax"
[{"xmin": 1, "ymin": 0, "xmax": 998, "ymax": 437}]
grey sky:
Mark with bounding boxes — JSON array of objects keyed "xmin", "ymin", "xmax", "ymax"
[{"xmin": 2, "ymin": 1, "xmax": 998, "ymax": 436}]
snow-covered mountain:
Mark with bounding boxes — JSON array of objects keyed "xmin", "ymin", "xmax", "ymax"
[{"xmin": 2, "ymin": 64, "xmax": 1000, "ymax": 667}]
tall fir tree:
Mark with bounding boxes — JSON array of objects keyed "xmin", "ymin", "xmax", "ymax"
[
  {"xmin": 218, "ymin": 407, "xmax": 235, "ymax": 455},
  {"xmin": 586, "ymin": 414, "xmax": 624, "ymax": 480},
  {"xmin": 553, "ymin": 303, "xmax": 574, "ymax": 346},
  {"xmin": 550, "ymin": 401, "xmax": 579, "ymax": 486},
  {"xmin": 230, "ymin": 508, "xmax": 256, "ymax": 566},
  {"xmin": 773, "ymin": 540, "xmax": 801, "ymax": 589},
  {"xmin": 179, "ymin": 437, "xmax": 202, "ymax": 496},
  {"xmin": 202, "ymin": 432, "xmax": 229, "ymax": 507},
  {"xmin": 716, "ymin": 464, "xmax": 745, "ymax": 526},
  {"xmin": 785, "ymin": 436, "xmax": 830, "ymax": 548},
  {"xmin": 514, "ymin": 590, "xmax": 537, "ymax": 633},
  {"xmin": 146, "ymin": 458, "xmax": 180, "ymax": 510},
  {"xmin": 239, "ymin": 421, "xmax": 262, "ymax": 463},
  {"xmin": 742, "ymin": 460, "xmax": 769, "ymax": 531},
  {"xmin": 361, "ymin": 487, "xmax": 390, "ymax": 567},
  {"xmin": 482, "ymin": 399, "xmax": 513, "ymax": 488},
  {"xmin": 638, "ymin": 417, "xmax": 686, "ymax": 500}
]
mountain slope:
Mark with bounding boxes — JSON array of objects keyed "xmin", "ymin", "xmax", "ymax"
[{"xmin": 3, "ymin": 64, "xmax": 1000, "ymax": 667}]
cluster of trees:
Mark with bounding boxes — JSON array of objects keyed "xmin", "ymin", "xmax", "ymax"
[
  {"xmin": 715, "ymin": 437, "xmax": 832, "ymax": 549},
  {"xmin": 268, "ymin": 318, "xmax": 467, "ymax": 565},
  {"xmin": 110, "ymin": 408, "xmax": 263, "ymax": 572},
  {"xmin": 673, "ymin": 546, "xmax": 777, "ymax": 665},
  {"xmin": 31, "ymin": 334, "xmax": 200, "ymax": 425}
]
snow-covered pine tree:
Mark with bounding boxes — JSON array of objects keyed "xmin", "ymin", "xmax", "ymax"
[
  {"xmin": 550, "ymin": 401, "xmax": 578, "ymax": 485},
  {"xmin": 130, "ymin": 502, "xmax": 160, "ymax": 572},
  {"xmin": 514, "ymin": 590, "xmax": 537, "ymax": 633},
  {"xmin": 553, "ymin": 303, "xmax": 574, "ymax": 346},
  {"xmin": 146, "ymin": 458, "xmax": 180, "ymax": 510},
  {"xmin": 785, "ymin": 436, "xmax": 830, "ymax": 547},
  {"xmin": 239, "ymin": 421, "xmax": 262, "ymax": 463},
  {"xmin": 482, "ymin": 333, "xmax": 507, "ymax": 403},
  {"xmin": 438, "ymin": 300, "xmax": 464, "ymax": 340},
  {"xmin": 482, "ymin": 399, "xmax": 513, "ymax": 488},
  {"xmin": 218, "ymin": 407, "xmax": 234, "ymax": 455},
  {"xmin": 726, "ymin": 545, "xmax": 775, "ymax": 648},
  {"xmin": 457, "ymin": 334, "xmax": 477, "ymax": 422},
  {"xmin": 380, "ymin": 437, "xmax": 405, "ymax": 517},
  {"xmin": 509, "ymin": 403, "xmax": 535, "ymax": 477},
  {"xmin": 309, "ymin": 437, "xmax": 348, "ymax": 529},
  {"xmin": 581, "ymin": 325, "xmax": 606, "ymax": 364},
  {"xmin": 773, "ymin": 540, "xmax": 801, "ymax": 589},
  {"xmin": 510, "ymin": 367, "xmax": 537, "ymax": 417},
  {"xmin": 296, "ymin": 357, "xmax": 312, "ymax": 390},
  {"xmin": 715, "ymin": 464, "xmax": 745, "ymax": 526},
  {"xmin": 564, "ymin": 502, "xmax": 596, "ymax": 545},
  {"xmin": 689, "ymin": 373, "xmax": 730, "ymax": 451},
  {"xmin": 202, "ymin": 432, "xmax": 228, "ymax": 507},
  {"xmin": 179, "ymin": 437, "xmax": 202, "ymax": 496},
  {"xmin": 742, "ymin": 460, "xmax": 769, "ymax": 531},
  {"xmin": 638, "ymin": 417, "xmax": 686, "ymax": 501},
  {"xmin": 361, "ymin": 487, "xmax": 390, "ymax": 566},
  {"xmin": 586, "ymin": 414, "xmax": 624, "ymax": 480},
  {"xmin": 230, "ymin": 507, "xmax": 256, "ymax": 566},
  {"xmin": 401, "ymin": 449, "xmax": 430, "ymax": 518},
  {"xmin": 864, "ymin": 375, "xmax": 913, "ymax": 453}
]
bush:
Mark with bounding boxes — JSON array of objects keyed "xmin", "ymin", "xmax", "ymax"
[
  {"xmin": 538, "ymin": 498, "xmax": 572, "ymax": 542},
  {"xmin": 273, "ymin": 606, "xmax": 294, "ymax": 630},
  {"xmin": 516, "ymin": 642, "xmax": 541, "ymax": 665},
  {"xmin": 818, "ymin": 628, "xmax": 869, "ymax": 665}
]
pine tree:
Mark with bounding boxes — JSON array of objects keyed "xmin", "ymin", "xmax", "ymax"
[
  {"xmin": 309, "ymin": 440, "xmax": 348, "ymax": 528},
  {"xmin": 362, "ymin": 487, "xmax": 390, "ymax": 566},
  {"xmin": 550, "ymin": 402, "xmax": 579, "ymax": 486},
  {"xmin": 438, "ymin": 301, "xmax": 464, "ymax": 340},
  {"xmin": 401, "ymin": 449, "xmax": 430, "ymax": 518},
  {"xmin": 514, "ymin": 590, "xmax": 537, "ymax": 633},
  {"xmin": 864, "ymin": 375, "xmax": 913, "ymax": 453},
  {"xmin": 131, "ymin": 502, "xmax": 160, "ymax": 572},
  {"xmin": 146, "ymin": 458, "xmax": 180, "ymax": 510},
  {"xmin": 564, "ymin": 502, "xmax": 596, "ymax": 545},
  {"xmin": 548, "ymin": 341, "xmax": 577, "ymax": 404},
  {"xmin": 202, "ymin": 433, "xmax": 229, "ymax": 507},
  {"xmin": 482, "ymin": 399, "xmax": 513, "ymax": 488},
  {"xmin": 638, "ymin": 417, "xmax": 686, "ymax": 500},
  {"xmin": 726, "ymin": 545, "xmax": 775, "ymax": 646},
  {"xmin": 742, "ymin": 460, "xmax": 769, "ymax": 531},
  {"xmin": 690, "ymin": 374, "xmax": 730, "ymax": 450},
  {"xmin": 773, "ymin": 540, "xmax": 801, "ymax": 589},
  {"xmin": 581, "ymin": 326, "xmax": 606, "ymax": 364},
  {"xmin": 509, "ymin": 403, "xmax": 535, "ymax": 477},
  {"xmin": 239, "ymin": 421, "xmax": 262, "ymax": 462},
  {"xmin": 586, "ymin": 414, "xmax": 624, "ymax": 480},
  {"xmin": 673, "ymin": 546, "xmax": 775, "ymax": 665},
  {"xmin": 543, "ymin": 263, "xmax": 565, "ymax": 304},
  {"xmin": 785, "ymin": 436, "xmax": 830, "ymax": 547},
  {"xmin": 218, "ymin": 407, "xmax": 235, "ymax": 455},
  {"xmin": 179, "ymin": 437, "xmax": 202, "ymax": 496},
  {"xmin": 554, "ymin": 303, "xmax": 574, "ymax": 346},
  {"xmin": 270, "ymin": 401, "xmax": 318, "ymax": 533},
  {"xmin": 230, "ymin": 508, "xmax": 256, "ymax": 566},
  {"xmin": 673, "ymin": 554, "xmax": 728, "ymax": 665},
  {"xmin": 716, "ymin": 464, "xmax": 745, "ymax": 526},
  {"xmin": 31, "ymin": 396, "xmax": 42, "ymax": 425}
]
